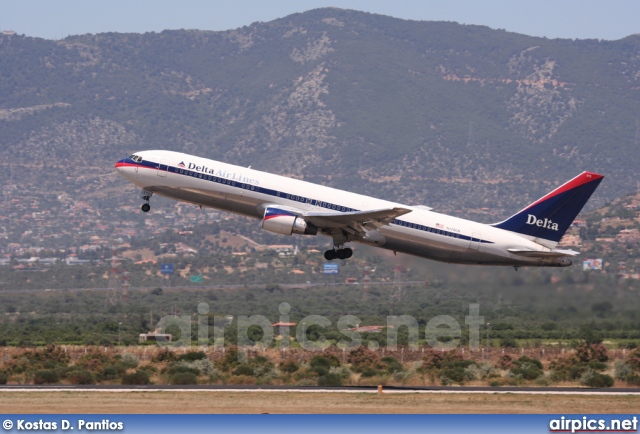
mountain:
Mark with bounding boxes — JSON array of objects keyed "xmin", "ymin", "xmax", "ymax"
[{"xmin": 1, "ymin": 8, "xmax": 639, "ymax": 239}]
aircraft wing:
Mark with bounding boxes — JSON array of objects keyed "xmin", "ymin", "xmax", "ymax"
[
  {"xmin": 507, "ymin": 248, "xmax": 580, "ymax": 257},
  {"xmin": 303, "ymin": 207, "xmax": 412, "ymax": 231}
]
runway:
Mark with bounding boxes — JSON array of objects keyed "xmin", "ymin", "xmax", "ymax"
[{"xmin": 1, "ymin": 385, "xmax": 639, "ymax": 394}]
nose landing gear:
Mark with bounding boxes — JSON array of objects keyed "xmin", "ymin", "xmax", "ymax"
[{"xmin": 140, "ymin": 189, "xmax": 153, "ymax": 213}]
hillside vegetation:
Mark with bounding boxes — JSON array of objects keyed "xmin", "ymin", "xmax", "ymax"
[{"xmin": 1, "ymin": 8, "xmax": 640, "ymax": 220}]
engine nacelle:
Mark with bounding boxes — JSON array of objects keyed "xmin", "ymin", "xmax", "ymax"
[{"xmin": 262, "ymin": 207, "xmax": 317, "ymax": 236}]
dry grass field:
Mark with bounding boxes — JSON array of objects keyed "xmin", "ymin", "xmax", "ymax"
[{"xmin": 1, "ymin": 391, "xmax": 639, "ymax": 414}]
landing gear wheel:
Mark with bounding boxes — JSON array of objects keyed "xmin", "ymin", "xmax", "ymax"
[
  {"xmin": 324, "ymin": 250, "xmax": 337, "ymax": 261},
  {"xmin": 140, "ymin": 189, "xmax": 153, "ymax": 213},
  {"xmin": 324, "ymin": 247, "xmax": 352, "ymax": 261}
]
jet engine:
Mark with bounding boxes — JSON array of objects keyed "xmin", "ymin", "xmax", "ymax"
[{"xmin": 261, "ymin": 207, "xmax": 317, "ymax": 236}]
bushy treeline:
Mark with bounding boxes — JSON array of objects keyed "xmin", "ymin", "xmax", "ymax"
[{"xmin": 1, "ymin": 342, "xmax": 639, "ymax": 388}]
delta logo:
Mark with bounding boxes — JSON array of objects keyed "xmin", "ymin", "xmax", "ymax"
[
  {"xmin": 178, "ymin": 161, "xmax": 186, "ymax": 168},
  {"xmin": 526, "ymin": 214, "xmax": 559, "ymax": 231}
]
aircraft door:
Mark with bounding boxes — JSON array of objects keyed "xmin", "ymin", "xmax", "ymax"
[
  {"xmin": 469, "ymin": 232, "xmax": 482, "ymax": 251},
  {"xmin": 157, "ymin": 160, "xmax": 170, "ymax": 178}
]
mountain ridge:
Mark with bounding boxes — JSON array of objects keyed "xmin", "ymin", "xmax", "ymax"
[{"xmin": 1, "ymin": 8, "xmax": 639, "ymax": 224}]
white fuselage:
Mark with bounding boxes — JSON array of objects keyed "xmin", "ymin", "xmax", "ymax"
[{"xmin": 116, "ymin": 150, "xmax": 572, "ymax": 267}]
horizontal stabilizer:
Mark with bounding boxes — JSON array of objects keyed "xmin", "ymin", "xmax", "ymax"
[{"xmin": 507, "ymin": 248, "xmax": 579, "ymax": 258}]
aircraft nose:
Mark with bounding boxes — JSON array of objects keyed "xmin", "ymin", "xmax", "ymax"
[
  {"xmin": 114, "ymin": 158, "xmax": 134, "ymax": 178},
  {"xmin": 115, "ymin": 159, "xmax": 126, "ymax": 172}
]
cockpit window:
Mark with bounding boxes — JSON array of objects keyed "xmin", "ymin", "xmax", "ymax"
[{"xmin": 129, "ymin": 154, "xmax": 143, "ymax": 162}]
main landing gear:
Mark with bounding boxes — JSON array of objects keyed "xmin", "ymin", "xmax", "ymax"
[
  {"xmin": 324, "ymin": 247, "xmax": 353, "ymax": 261},
  {"xmin": 140, "ymin": 189, "xmax": 153, "ymax": 213}
]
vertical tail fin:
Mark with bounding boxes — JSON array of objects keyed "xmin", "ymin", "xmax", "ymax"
[{"xmin": 492, "ymin": 172, "xmax": 604, "ymax": 246}]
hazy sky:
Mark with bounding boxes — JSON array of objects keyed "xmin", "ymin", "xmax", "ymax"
[{"xmin": 1, "ymin": 0, "xmax": 639, "ymax": 41}]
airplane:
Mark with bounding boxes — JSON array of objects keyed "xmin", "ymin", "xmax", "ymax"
[{"xmin": 115, "ymin": 150, "xmax": 603, "ymax": 268}]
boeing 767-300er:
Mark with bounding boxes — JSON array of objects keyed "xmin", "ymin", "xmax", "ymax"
[{"xmin": 115, "ymin": 150, "xmax": 603, "ymax": 268}]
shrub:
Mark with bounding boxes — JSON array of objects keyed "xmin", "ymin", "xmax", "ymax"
[
  {"xmin": 381, "ymin": 357, "xmax": 403, "ymax": 374},
  {"xmin": 295, "ymin": 378, "xmax": 317, "ymax": 386},
  {"xmin": 549, "ymin": 355, "xmax": 586, "ymax": 381},
  {"xmin": 534, "ymin": 374, "xmax": 551, "ymax": 387},
  {"xmin": 360, "ymin": 368, "xmax": 379, "ymax": 378},
  {"xmin": 311, "ymin": 366, "xmax": 329, "ymax": 377},
  {"xmin": 440, "ymin": 367, "xmax": 466, "ymax": 385},
  {"xmin": 75, "ymin": 351, "xmax": 118, "ymax": 376},
  {"xmin": 0, "ymin": 372, "xmax": 8, "ymax": 384},
  {"xmin": 463, "ymin": 364, "xmax": 480, "ymax": 381},
  {"xmin": 330, "ymin": 366, "xmax": 352, "ymax": 380},
  {"xmin": 279, "ymin": 360, "xmax": 299, "ymax": 374},
  {"xmin": 511, "ymin": 364, "xmax": 542, "ymax": 381},
  {"xmin": 67, "ymin": 370, "xmax": 94, "ymax": 385},
  {"xmin": 615, "ymin": 360, "xmax": 633, "ymax": 381},
  {"xmin": 101, "ymin": 366, "xmax": 118, "ymax": 381},
  {"xmin": 109, "ymin": 362, "xmax": 132, "ymax": 377},
  {"xmin": 588, "ymin": 361, "xmax": 607, "ymax": 371},
  {"xmin": 178, "ymin": 351, "xmax": 207, "ymax": 362},
  {"xmin": 219, "ymin": 347, "xmax": 240, "ymax": 371},
  {"xmin": 165, "ymin": 364, "xmax": 200, "ymax": 377},
  {"xmin": 317, "ymin": 373, "xmax": 342, "ymax": 387},
  {"xmin": 53, "ymin": 366, "xmax": 73, "ymax": 380},
  {"xmin": 21, "ymin": 345, "xmax": 70, "ymax": 371},
  {"xmin": 581, "ymin": 370, "xmax": 614, "ymax": 388},
  {"xmin": 510, "ymin": 356, "xmax": 543, "ymax": 381},
  {"xmin": 576, "ymin": 342, "xmax": 609, "ymax": 363},
  {"xmin": 232, "ymin": 364, "xmax": 254, "ymax": 376},
  {"xmin": 482, "ymin": 364, "xmax": 501, "ymax": 380},
  {"xmin": 122, "ymin": 370, "xmax": 150, "ymax": 385},
  {"xmin": 246, "ymin": 355, "xmax": 274, "ymax": 378},
  {"xmin": 497, "ymin": 354, "xmax": 514, "ymax": 370},
  {"xmin": 626, "ymin": 374, "xmax": 640, "ymax": 386},
  {"xmin": 208, "ymin": 368, "xmax": 224, "ymax": 384},
  {"xmin": 121, "ymin": 353, "xmax": 139, "ymax": 368},
  {"xmin": 347, "ymin": 347, "xmax": 383, "ymax": 373},
  {"xmin": 170, "ymin": 372, "xmax": 198, "ymax": 385},
  {"xmin": 499, "ymin": 337, "xmax": 519, "ymax": 348},
  {"xmin": 626, "ymin": 348, "xmax": 640, "ymax": 370},
  {"xmin": 183, "ymin": 359, "xmax": 215, "ymax": 376},
  {"xmin": 152, "ymin": 349, "xmax": 177, "ymax": 363},
  {"xmin": 310, "ymin": 355, "xmax": 341, "ymax": 370},
  {"xmin": 226, "ymin": 375, "xmax": 255, "ymax": 385},
  {"xmin": 420, "ymin": 350, "xmax": 445, "ymax": 370},
  {"xmin": 514, "ymin": 355, "xmax": 543, "ymax": 369},
  {"xmin": 33, "ymin": 370, "xmax": 59, "ymax": 385}
]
